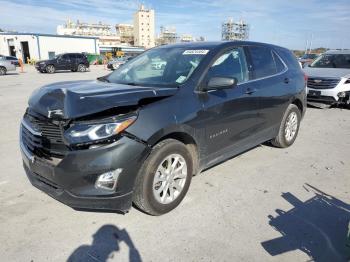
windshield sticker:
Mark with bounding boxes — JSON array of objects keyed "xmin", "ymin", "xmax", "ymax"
[
  {"xmin": 183, "ymin": 50, "xmax": 209, "ymax": 55},
  {"xmin": 176, "ymin": 76, "xmax": 187, "ymax": 83}
]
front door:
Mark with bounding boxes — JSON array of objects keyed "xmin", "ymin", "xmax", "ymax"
[
  {"xmin": 57, "ymin": 54, "xmax": 71, "ymax": 70},
  {"xmin": 197, "ymin": 47, "xmax": 261, "ymax": 165}
]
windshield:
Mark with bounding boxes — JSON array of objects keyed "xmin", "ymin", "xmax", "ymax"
[
  {"xmin": 106, "ymin": 47, "xmax": 209, "ymax": 87},
  {"xmin": 310, "ymin": 53, "xmax": 350, "ymax": 68}
]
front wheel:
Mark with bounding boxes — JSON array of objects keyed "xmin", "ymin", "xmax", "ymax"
[
  {"xmin": 133, "ymin": 139, "xmax": 193, "ymax": 215},
  {"xmin": 271, "ymin": 104, "xmax": 301, "ymax": 148},
  {"xmin": 45, "ymin": 65, "xmax": 55, "ymax": 74}
]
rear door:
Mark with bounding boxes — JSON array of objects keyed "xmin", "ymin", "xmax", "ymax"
[
  {"xmin": 247, "ymin": 46, "xmax": 290, "ymax": 138},
  {"xmin": 70, "ymin": 54, "xmax": 79, "ymax": 69}
]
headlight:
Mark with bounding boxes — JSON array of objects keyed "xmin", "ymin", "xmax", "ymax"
[
  {"xmin": 64, "ymin": 115, "xmax": 137, "ymax": 145},
  {"xmin": 40, "ymin": 62, "xmax": 45, "ymax": 65}
]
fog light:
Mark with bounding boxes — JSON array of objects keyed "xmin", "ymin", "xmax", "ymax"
[
  {"xmin": 338, "ymin": 92, "xmax": 346, "ymax": 98},
  {"xmin": 95, "ymin": 169, "xmax": 122, "ymax": 191}
]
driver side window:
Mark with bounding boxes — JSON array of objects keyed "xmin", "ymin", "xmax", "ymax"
[{"xmin": 208, "ymin": 47, "xmax": 249, "ymax": 84}]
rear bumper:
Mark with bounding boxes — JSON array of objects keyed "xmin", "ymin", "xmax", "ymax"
[{"xmin": 20, "ymin": 134, "xmax": 150, "ymax": 213}]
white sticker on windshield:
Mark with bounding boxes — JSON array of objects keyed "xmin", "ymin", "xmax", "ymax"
[
  {"xmin": 183, "ymin": 50, "xmax": 209, "ymax": 55},
  {"xmin": 176, "ymin": 76, "xmax": 187, "ymax": 83}
]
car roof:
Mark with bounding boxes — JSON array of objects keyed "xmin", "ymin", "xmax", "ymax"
[
  {"xmin": 156, "ymin": 41, "xmax": 286, "ymax": 50},
  {"xmin": 325, "ymin": 50, "xmax": 350, "ymax": 55}
]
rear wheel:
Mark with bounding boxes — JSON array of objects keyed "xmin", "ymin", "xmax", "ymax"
[
  {"xmin": 271, "ymin": 104, "xmax": 301, "ymax": 148},
  {"xmin": 77, "ymin": 64, "xmax": 86, "ymax": 72},
  {"xmin": 45, "ymin": 65, "xmax": 55, "ymax": 74},
  {"xmin": 133, "ymin": 139, "xmax": 193, "ymax": 215},
  {"xmin": 0, "ymin": 67, "xmax": 6, "ymax": 75}
]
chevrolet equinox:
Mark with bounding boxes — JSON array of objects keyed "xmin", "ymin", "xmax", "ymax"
[{"xmin": 20, "ymin": 42, "xmax": 306, "ymax": 215}]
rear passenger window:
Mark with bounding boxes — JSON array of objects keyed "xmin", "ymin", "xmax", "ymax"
[
  {"xmin": 249, "ymin": 46, "xmax": 278, "ymax": 79},
  {"xmin": 69, "ymin": 54, "xmax": 77, "ymax": 59},
  {"xmin": 208, "ymin": 47, "xmax": 249, "ymax": 83}
]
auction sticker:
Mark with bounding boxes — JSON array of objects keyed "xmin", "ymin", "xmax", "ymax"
[{"xmin": 183, "ymin": 50, "xmax": 209, "ymax": 55}]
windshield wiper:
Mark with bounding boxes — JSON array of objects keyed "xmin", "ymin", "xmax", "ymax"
[{"xmin": 97, "ymin": 76, "xmax": 110, "ymax": 83}]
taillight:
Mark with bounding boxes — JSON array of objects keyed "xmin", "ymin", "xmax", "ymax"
[
  {"xmin": 11, "ymin": 61, "xmax": 15, "ymax": 65},
  {"xmin": 304, "ymin": 73, "xmax": 308, "ymax": 82}
]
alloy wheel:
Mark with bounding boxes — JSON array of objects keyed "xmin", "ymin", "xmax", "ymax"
[
  {"xmin": 78, "ymin": 64, "xmax": 86, "ymax": 72},
  {"xmin": 284, "ymin": 111, "xmax": 298, "ymax": 142},
  {"xmin": 152, "ymin": 154, "xmax": 188, "ymax": 204}
]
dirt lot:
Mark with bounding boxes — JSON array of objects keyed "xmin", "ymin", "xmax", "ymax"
[{"xmin": 0, "ymin": 66, "xmax": 349, "ymax": 262}]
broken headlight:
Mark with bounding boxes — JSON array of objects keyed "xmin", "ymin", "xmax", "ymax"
[{"xmin": 64, "ymin": 115, "xmax": 137, "ymax": 145}]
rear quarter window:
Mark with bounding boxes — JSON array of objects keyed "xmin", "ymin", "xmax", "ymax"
[{"xmin": 272, "ymin": 52, "xmax": 286, "ymax": 73}]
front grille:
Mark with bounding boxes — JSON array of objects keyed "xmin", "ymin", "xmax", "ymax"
[
  {"xmin": 21, "ymin": 113, "xmax": 68, "ymax": 158},
  {"xmin": 307, "ymin": 77, "xmax": 340, "ymax": 89}
]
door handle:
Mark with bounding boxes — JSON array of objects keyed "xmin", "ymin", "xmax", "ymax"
[
  {"xmin": 284, "ymin": 78, "xmax": 290, "ymax": 84},
  {"xmin": 245, "ymin": 88, "xmax": 257, "ymax": 95}
]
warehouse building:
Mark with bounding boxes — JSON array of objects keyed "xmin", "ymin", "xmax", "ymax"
[{"xmin": 0, "ymin": 32, "xmax": 99, "ymax": 63}]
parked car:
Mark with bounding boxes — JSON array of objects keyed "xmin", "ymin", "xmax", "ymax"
[
  {"xmin": 299, "ymin": 53, "xmax": 318, "ymax": 67},
  {"xmin": 0, "ymin": 56, "xmax": 16, "ymax": 75},
  {"xmin": 107, "ymin": 56, "xmax": 134, "ymax": 70},
  {"xmin": 20, "ymin": 41, "xmax": 306, "ymax": 215},
  {"xmin": 107, "ymin": 57, "xmax": 128, "ymax": 70},
  {"xmin": 3, "ymin": 56, "xmax": 19, "ymax": 66},
  {"xmin": 151, "ymin": 58, "xmax": 167, "ymax": 70},
  {"xmin": 304, "ymin": 50, "xmax": 350, "ymax": 106},
  {"xmin": 35, "ymin": 53, "xmax": 89, "ymax": 73}
]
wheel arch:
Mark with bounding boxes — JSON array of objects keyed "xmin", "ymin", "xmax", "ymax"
[
  {"xmin": 152, "ymin": 131, "xmax": 200, "ymax": 175},
  {"xmin": 291, "ymin": 98, "xmax": 303, "ymax": 115}
]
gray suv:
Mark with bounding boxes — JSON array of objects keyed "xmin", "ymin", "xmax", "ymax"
[{"xmin": 0, "ymin": 56, "xmax": 16, "ymax": 75}]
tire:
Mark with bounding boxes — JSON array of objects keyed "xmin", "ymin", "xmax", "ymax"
[
  {"xmin": 0, "ymin": 67, "xmax": 6, "ymax": 75},
  {"xmin": 77, "ymin": 64, "xmax": 86, "ymax": 72},
  {"xmin": 133, "ymin": 139, "xmax": 193, "ymax": 215},
  {"xmin": 271, "ymin": 104, "xmax": 301, "ymax": 148},
  {"xmin": 45, "ymin": 65, "xmax": 55, "ymax": 74}
]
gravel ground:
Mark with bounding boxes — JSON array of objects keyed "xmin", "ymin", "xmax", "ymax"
[{"xmin": 0, "ymin": 66, "xmax": 349, "ymax": 262}]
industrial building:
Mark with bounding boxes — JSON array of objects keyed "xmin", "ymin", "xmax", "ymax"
[
  {"xmin": 157, "ymin": 26, "xmax": 178, "ymax": 45},
  {"xmin": 57, "ymin": 19, "xmax": 120, "ymax": 48},
  {"xmin": 0, "ymin": 32, "xmax": 98, "ymax": 62},
  {"xmin": 133, "ymin": 5, "xmax": 155, "ymax": 48},
  {"xmin": 116, "ymin": 24, "xmax": 134, "ymax": 45},
  {"xmin": 222, "ymin": 18, "xmax": 249, "ymax": 41},
  {"xmin": 181, "ymin": 34, "xmax": 194, "ymax": 43}
]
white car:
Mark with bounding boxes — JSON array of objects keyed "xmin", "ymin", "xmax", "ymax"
[
  {"xmin": 303, "ymin": 50, "xmax": 350, "ymax": 106},
  {"xmin": 0, "ymin": 56, "xmax": 16, "ymax": 75}
]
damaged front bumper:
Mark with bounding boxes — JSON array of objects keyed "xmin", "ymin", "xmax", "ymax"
[{"xmin": 21, "ymin": 135, "xmax": 151, "ymax": 213}]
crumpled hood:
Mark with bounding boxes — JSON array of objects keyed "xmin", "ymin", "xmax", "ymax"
[
  {"xmin": 303, "ymin": 67, "xmax": 350, "ymax": 78},
  {"xmin": 28, "ymin": 80, "xmax": 178, "ymax": 119}
]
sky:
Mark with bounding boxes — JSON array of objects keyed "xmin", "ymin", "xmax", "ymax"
[{"xmin": 0, "ymin": 0, "xmax": 349, "ymax": 50}]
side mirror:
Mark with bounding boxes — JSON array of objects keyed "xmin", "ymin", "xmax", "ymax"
[{"xmin": 205, "ymin": 77, "xmax": 237, "ymax": 91}]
